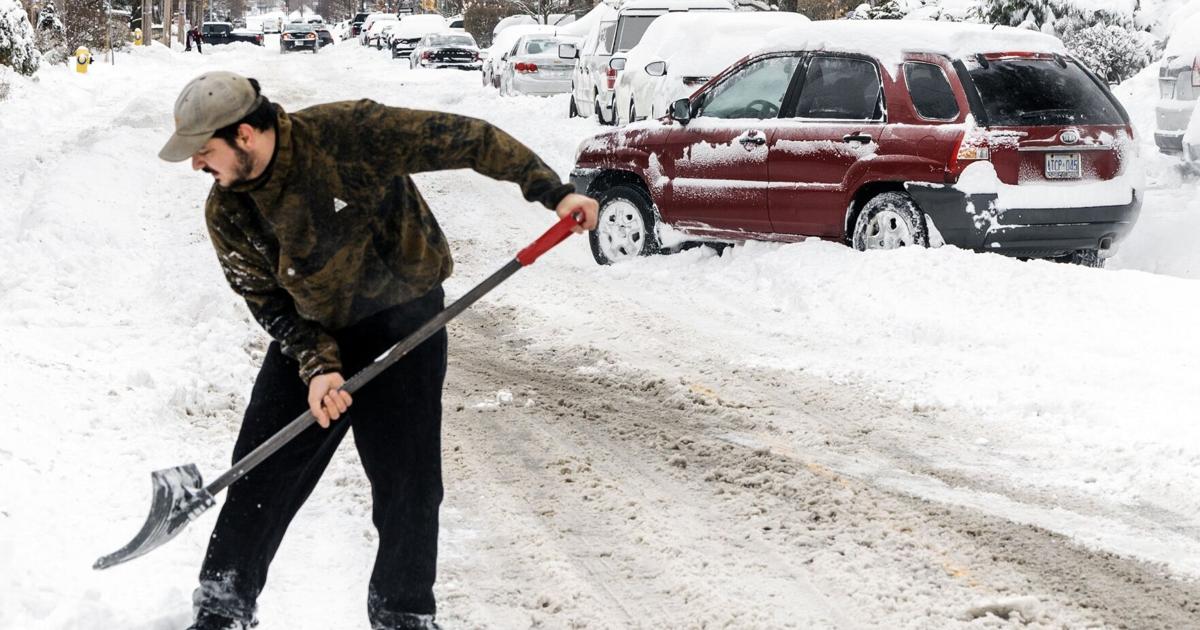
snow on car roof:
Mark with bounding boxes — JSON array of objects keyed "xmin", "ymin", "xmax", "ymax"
[
  {"xmin": 487, "ymin": 24, "xmax": 557, "ymax": 53},
  {"xmin": 1163, "ymin": 11, "xmax": 1200, "ymax": 59},
  {"xmin": 618, "ymin": 0, "xmax": 735, "ymax": 12},
  {"xmin": 556, "ymin": 2, "xmax": 617, "ymax": 38},
  {"xmin": 757, "ymin": 20, "xmax": 1065, "ymax": 75},
  {"xmin": 623, "ymin": 12, "xmax": 809, "ymax": 79}
]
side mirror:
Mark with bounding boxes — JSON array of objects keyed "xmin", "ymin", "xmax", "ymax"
[
  {"xmin": 610, "ymin": 57, "xmax": 626, "ymax": 71},
  {"xmin": 670, "ymin": 98, "xmax": 691, "ymax": 124},
  {"xmin": 645, "ymin": 60, "xmax": 666, "ymax": 77},
  {"xmin": 558, "ymin": 43, "xmax": 578, "ymax": 60}
]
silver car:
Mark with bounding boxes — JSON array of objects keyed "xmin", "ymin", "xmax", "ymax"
[
  {"xmin": 563, "ymin": 20, "xmax": 616, "ymax": 121},
  {"xmin": 499, "ymin": 35, "xmax": 579, "ymax": 96}
]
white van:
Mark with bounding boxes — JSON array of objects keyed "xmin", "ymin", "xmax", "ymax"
[{"xmin": 566, "ymin": 0, "xmax": 735, "ymax": 124}]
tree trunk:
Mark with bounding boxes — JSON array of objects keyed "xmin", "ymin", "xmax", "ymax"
[{"xmin": 162, "ymin": 0, "xmax": 172, "ymax": 45}]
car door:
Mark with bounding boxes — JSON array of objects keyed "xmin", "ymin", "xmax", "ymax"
[
  {"xmin": 657, "ymin": 54, "xmax": 802, "ymax": 233},
  {"xmin": 767, "ymin": 53, "xmax": 887, "ymax": 237}
]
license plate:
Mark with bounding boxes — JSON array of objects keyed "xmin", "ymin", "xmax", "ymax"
[{"xmin": 1045, "ymin": 153, "xmax": 1082, "ymax": 179}]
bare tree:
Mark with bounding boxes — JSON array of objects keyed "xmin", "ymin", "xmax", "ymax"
[{"xmin": 506, "ymin": 0, "xmax": 572, "ymax": 24}]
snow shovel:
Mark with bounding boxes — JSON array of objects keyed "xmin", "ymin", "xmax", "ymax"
[{"xmin": 94, "ymin": 212, "xmax": 585, "ymax": 571}]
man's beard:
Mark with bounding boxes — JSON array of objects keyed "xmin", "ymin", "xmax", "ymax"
[{"xmin": 207, "ymin": 145, "xmax": 256, "ymax": 188}]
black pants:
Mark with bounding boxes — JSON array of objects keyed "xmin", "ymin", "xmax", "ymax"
[{"xmin": 194, "ymin": 288, "xmax": 447, "ymax": 629}]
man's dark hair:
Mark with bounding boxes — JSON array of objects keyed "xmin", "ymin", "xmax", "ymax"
[{"xmin": 212, "ymin": 78, "xmax": 277, "ymax": 147}]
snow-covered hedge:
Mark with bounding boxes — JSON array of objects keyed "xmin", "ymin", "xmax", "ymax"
[
  {"xmin": 0, "ymin": 0, "xmax": 40, "ymax": 75},
  {"xmin": 1061, "ymin": 22, "xmax": 1156, "ymax": 84}
]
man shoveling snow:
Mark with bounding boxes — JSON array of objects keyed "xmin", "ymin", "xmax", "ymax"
[{"xmin": 156, "ymin": 71, "xmax": 598, "ymax": 630}]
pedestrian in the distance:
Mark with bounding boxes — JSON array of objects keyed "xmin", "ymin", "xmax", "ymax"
[
  {"xmin": 157, "ymin": 71, "xmax": 598, "ymax": 630},
  {"xmin": 185, "ymin": 25, "xmax": 202, "ymax": 52}
]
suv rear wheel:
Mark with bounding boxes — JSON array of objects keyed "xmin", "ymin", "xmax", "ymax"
[
  {"xmin": 852, "ymin": 192, "xmax": 929, "ymax": 251},
  {"xmin": 590, "ymin": 184, "xmax": 661, "ymax": 265}
]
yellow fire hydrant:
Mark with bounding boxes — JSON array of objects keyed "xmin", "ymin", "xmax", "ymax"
[
  {"xmin": 133, "ymin": 28, "xmax": 143, "ymax": 46},
  {"xmin": 74, "ymin": 47, "xmax": 92, "ymax": 74}
]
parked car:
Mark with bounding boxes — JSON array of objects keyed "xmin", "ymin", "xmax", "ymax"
[
  {"xmin": 1155, "ymin": 11, "xmax": 1200, "ymax": 164},
  {"xmin": 201, "ymin": 21, "xmax": 264, "ymax": 46},
  {"xmin": 481, "ymin": 24, "xmax": 556, "ymax": 89},
  {"xmin": 315, "ymin": 23, "xmax": 335, "ymax": 47},
  {"xmin": 350, "ymin": 11, "xmax": 370, "ymax": 38},
  {"xmin": 409, "ymin": 32, "xmax": 481, "ymax": 69},
  {"xmin": 499, "ymin": 34, "xmax": 581, "ymax": 96},
  {"xmin": 582, "ymin": 0, "xmax": 735, "ymax": 125},
  {"xmin": 360, "ymin": 13, "xmax": 397, "ymax": 46},
  {"xmin": 571, "ymin": 21, "xmax": 1140, "ymax": 267},
  {"xmin": 446, "ymin": 14, "xmax": 465, "ymax": 31},
  {"xmin": 613, "ymin": 12, "xmax": 809, "ymax": 125},
  {"xmin": 280, "ymin": 22, "xmax": 319, "ymax": 53},
  {"xmin": 562, "ymin": 12, "xmax": 617, "ymax": 119},
  {"xmin": 388, "ymin": 14, "xmax": 450, "ymax": 58}
]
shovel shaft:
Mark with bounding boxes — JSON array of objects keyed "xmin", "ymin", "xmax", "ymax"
[{"xmin": 204, "ymin": 213, "xmax": 581, "ymax": 497}]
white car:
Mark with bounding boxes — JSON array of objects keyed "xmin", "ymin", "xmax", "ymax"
[
  {"xmin": 1155, "ymin": 10, "xmax": 1200, "ymax": 164},
  {"xmin": 559, "ymin": 4, "xmax": 618, "ymax": 120},
  {"xmin": 359, "ymin": 13, "xmax": 397, "ymax": 46},
  {"xmin": 498, "ymin": 34, "xmax": 581, "ymax": 96},
  {"xmin": 481, "ymin": 24, "xmax": 556, "ymax": 89},
  {"xmin": 613, "ymin": 12, "xmax": 809, "ymax": 125}
]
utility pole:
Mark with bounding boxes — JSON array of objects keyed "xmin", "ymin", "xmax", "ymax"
[{"xmin": 141, "ymin": 0, "xmax": 152, "ymax": 44}]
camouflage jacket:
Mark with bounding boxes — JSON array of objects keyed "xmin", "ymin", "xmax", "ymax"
[{"xmin": 205, "ymin": 100, "xmax": 573, "ymax": 384}]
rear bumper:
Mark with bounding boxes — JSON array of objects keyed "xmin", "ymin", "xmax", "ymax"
[
  {"xmin": 906, "ymin": 184, "xmax": 1141, "ymax": 258},
  {"xmin": 281, "ymin": 40, "xmax": 316, "ymax": 50},
  {"xmin": 420, "ymin": 60, "xmax": 481, "ymax": 70},
  {"xmin": 511, "ymin": 74, "xmax": 572, "ymax": 95}
]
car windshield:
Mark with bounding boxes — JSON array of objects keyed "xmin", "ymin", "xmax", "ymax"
[
  {"xmin": 285, "ymin": 24, "xmax": 313, "ymax": 33},
  {"xmin": 965, "ymin": 57, "xmax": 1125, "ymax": 126}
]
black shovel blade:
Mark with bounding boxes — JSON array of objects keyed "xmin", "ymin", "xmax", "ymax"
[{"xmin": 93, "ymin": 464, "xmax": 216, "ymax": 570}]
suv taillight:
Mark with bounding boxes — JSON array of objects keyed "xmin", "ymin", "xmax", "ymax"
[
  {"xmin": 421, "ymin": 51, "xmax": 432, "ymax": 60},
  {"xmin": 606, "ymin": 67, "xmax": 617, "ymax": 89},
  {"xmin": 1192, "ymin": 56, "xmax": 1200, "ymax": 88},
  {"xmin": 950, "ymin": 127, "xmax": 991, "ymax": 177}
]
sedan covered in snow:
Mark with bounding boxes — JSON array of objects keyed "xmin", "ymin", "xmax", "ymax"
[
  {"xmin": 409, "ymin": 33, "xmax": 481, "ymax": 70},
  {"xmin": 280, "ymin": 22, "xmax": 319, "ymax": 53},
  {"xmin": 498, "ymin": 35, "xmax": 581, "ymax": 96}
]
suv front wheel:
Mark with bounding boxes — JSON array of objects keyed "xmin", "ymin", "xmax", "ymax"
[
  {"xmin": 590, "ymin": 184, "xmax": 661, "ymax": 265},
  {"xmin": 852, "ymin": 192, "xmax": 929, "ymax": 251}
]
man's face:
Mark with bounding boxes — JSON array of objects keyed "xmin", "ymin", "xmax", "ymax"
[{"xmin": 191, "ymin": 134, "xmax": 254, "ymax": 188}]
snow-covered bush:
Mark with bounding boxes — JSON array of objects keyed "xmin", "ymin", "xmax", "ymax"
[
  {"xmin": 848, "ymin": 0, "xmax": 908, "ymax": 19},
  {"xmin": 1, "ymin": 0, "xmax": 40, "ymax": 75},
  {"xmin": 971, "ymin": 0, "xmax": 1132, "ymax": 33},
  {"xmin": 34, "ymin": 0, "xmax": 65, "ymax": 62},
  {"xmin": 1062, "ymin": 22, "xmax": 1156, "ymax": 84}
]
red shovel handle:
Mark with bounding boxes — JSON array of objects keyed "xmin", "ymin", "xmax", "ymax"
[{"xmin": 516, "ymin": 212, "xmax": 584, "ymax": 266}]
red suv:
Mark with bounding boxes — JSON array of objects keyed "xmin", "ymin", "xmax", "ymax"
[{"xmin": 571, "ymin": 21, "xmax": 1141, "ymax": 267}]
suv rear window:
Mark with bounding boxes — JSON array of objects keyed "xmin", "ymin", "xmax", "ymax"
[
  {"xmin": 965, "ymin": 58, "xmax": 1125, "ymax": 126},
  {"xmin": 353, "ymin": 13, "xmax": 369, "ymax": 22}
]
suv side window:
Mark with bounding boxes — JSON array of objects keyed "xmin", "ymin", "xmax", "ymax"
[
  {"xmin": 904, "ymin": 62, "xmax": 959, "ymax": 120},
  {"xmin": 794, "ymin": 56, "xmax": 883, "ymax": 120},
  {"xmin": 697, "ymin": 55, "xmax": 800, "ymax": 120}
]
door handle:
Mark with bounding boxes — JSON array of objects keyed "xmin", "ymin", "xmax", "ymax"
[
  {"xmin": 842, "ymin": 133, "xmax": 873, "ymax": 144},
  {"xmin": 739, "ymin": 131, "xmax": 767, "ymax": 147}
]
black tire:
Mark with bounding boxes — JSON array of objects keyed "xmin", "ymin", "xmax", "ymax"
[
  {"xmin": 629, "ymin": 103, "xmax": 637, "ymax": 125},
  {"xmin": 851, "ymin": 191, "xmax": 929, "ymax": 251},
  {"xmin": 593, "ymin": 90, "xmax": 605, "ymax": 124},
  {"xmin": 589, "ymin": 184, "xmax": 661, "ymax": 265},
  {"xmin": 569, "ymin": 96, "xmax": 579, "ymax": 118}
]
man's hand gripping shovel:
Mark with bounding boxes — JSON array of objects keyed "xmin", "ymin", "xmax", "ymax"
[{"xmin": 94, "ymin": 212, "xmax": 585, "ymax": 570}]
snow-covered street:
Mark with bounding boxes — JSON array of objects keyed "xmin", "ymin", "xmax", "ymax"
[{"xmin": 2, "ymin": 34, "xmax": 1199, "ymax": 629}]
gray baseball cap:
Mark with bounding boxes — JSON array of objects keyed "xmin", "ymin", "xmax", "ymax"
[{"xmin": 159, "ymin": 71, "xmax": 261, "ymax": 162}]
